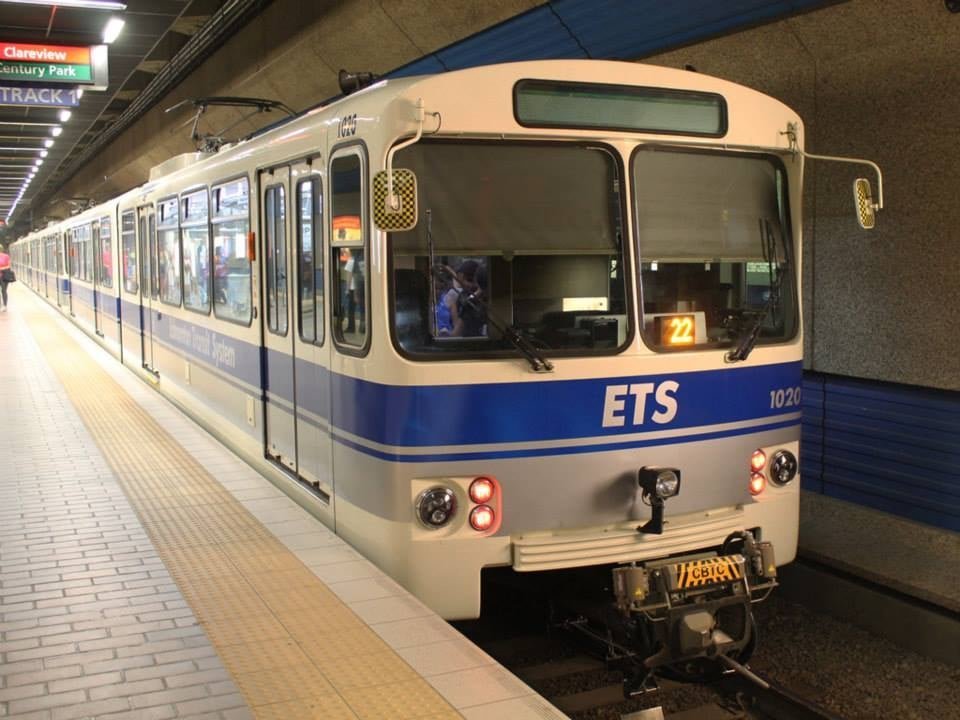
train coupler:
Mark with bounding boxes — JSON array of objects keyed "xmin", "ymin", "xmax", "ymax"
[{"xmin": 611, "ymin": 531, "xmax": 778, "ymax": 673}]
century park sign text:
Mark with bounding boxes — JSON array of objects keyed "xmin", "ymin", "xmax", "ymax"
[{"xmin": 0, "ymin": 41, "xmax": 108, "ymax": 91}]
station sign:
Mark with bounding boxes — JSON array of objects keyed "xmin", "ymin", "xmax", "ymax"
[
  {"xmin": 0, "ymin": 42, "xmax": 108, "ymax": 90},
  {"xmin": 0, "ymin": 85, "xmax": 81, "ymax": 108}
]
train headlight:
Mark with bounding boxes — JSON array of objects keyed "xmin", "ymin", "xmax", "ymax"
[
  {"xmin": 637, "ymin": 467, "xmax": 682, "ymax": 535},
  {"xmin": 416, "ymin": 487, "xmax": 457, "ymax": 529},
  {"xmin": 749, "ymin": 472, "xmax": 767, "ymax": 495},
  {"xmin": 770, "ymin": 450, "xmax": 798, "ymax": 486},
  {"xmin": 469, "ymin": 505, "xmax": 495, "ymax": 532},
  {"xmin": 638, "ymin": 467, "xmax": 682, "ymax": 499},
  {"xmin": 469, "ymin": 476, "xmax": 495, "ymax": 504}
]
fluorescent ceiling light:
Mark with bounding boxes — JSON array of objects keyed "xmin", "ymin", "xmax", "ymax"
[
  {"xmin": 44, "ymin": 139, "xmax": 54, "ymax": 148},
  {"xmin": 59, "ymin": 110, "xmax": 72, "ymax": 123},
  {"xmin": 40, "ymin": 150, "xmax": 48, "ymax": 158},
  {"xmin": 103, "ymin": 16, "xmax": 125, "ymax": 44},
  {"xmin": 0, "ymin": 1, "xmax": 127, "ymax": 10},
  {"xmin": 51, "ymin": 126, "xmax": 63, "ymax": 137}
]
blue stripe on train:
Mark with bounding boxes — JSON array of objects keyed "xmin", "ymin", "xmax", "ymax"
[
  {"xmin": 109, "ymin": 303, "xmax": 803, "ymax": 448},
  {"xmin": 332, "ymin": 361, "xmax": 803, "ymax": 447}
]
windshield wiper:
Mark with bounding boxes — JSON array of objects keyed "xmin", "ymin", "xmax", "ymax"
[
  {"xmin": 426, "ymin": 208, "xmax": 552, "ymax": 373},
  {"xmin": 725, "ymin": 268, "xmax": 783, "ymax": 363},
  {"xmin": 434, "ymin": 267, "xmax": 554, "ymax": 373},
  {"xmin": 726, "ymin": 218, "xmax": 786, "ymax": 363}
]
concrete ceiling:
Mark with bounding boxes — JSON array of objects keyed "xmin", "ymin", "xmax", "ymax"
[{"xmin": 0, "ymin": 0, "xmax": 231, "ymax": 225}]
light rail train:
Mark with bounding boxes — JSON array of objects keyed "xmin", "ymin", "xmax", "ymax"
[{"xmin": 10, "ymin": 59, "xmax": 879, "ymax": 679}]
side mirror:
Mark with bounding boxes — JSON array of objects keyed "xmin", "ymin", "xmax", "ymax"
[
  {"xmin": 373, "ymin": 169, "xmax": 418, "ymax": 232},
  {"xmin": 854, "ymin": 178, "xmax": 876, "ymax": 230}
]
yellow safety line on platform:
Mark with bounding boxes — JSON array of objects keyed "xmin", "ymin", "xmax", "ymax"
[{"xmin": 21, "ymin": 299, "xmax": 460, "ymax": 720}]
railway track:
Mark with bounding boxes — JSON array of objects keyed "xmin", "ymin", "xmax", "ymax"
[{"xmin": 459, "ymin": 624, "xmax": 843, "ymax": 719}]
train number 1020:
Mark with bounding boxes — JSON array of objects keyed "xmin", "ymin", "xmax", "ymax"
[
  {"xmin": 337, "ymin": 113, "xmax": 357, "ymax": 138},
  {"xmin": 770, "ymin": 386, "xmax": 802, "ymax": 409}
]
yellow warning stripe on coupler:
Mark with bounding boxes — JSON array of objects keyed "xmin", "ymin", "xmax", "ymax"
[{"xmin": 669, "ymin": 555, "xmax": 743, "ymax": 590}]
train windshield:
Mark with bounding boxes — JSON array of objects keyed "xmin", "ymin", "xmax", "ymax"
[
  {"xmin": 632, "ymin": 148, "xmax": 797, "ymax": 351},
  {"xmin": 390, "ymin": 141, "xmax": 629, "ymax": 358}
]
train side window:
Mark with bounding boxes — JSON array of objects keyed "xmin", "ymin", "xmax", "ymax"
[
  {"xmin": 157, "ymin": 197, "xmax": 182, "ymax": 307},
  {"xmin": 99, "ymin": 216, "xmax": 113, "ymax": 289},
  {"xmin": 297, "ymin": 177, "xmax": 324, "ymax": 345},
  {"xmin": 211, "ymin": 177, "xmax": 252, "ymax": 324},
  {"xmin": 181, "ymin": 189, "xmax": 211, "ymax": 314},
  {"xmin": 121, "ymin": 210, "xmax": 138, "ymax": 294},
  {"xmin": 264, "ymin": 184, "xmax": 288, "ymax": 335},
  {"xmin": 330, "ymin": 150, "xmax": 366, "ymax": 348}
]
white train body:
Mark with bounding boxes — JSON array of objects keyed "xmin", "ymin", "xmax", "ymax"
[{"xmin": 13, "ymin": 60, "xmax": 804, "ymax": 623}]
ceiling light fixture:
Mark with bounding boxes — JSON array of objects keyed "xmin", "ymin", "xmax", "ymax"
[
  {"xmin": 51, "ymin": 126, "xmax": 63, "ymax": 137},
  {"xmin": 59, "ymin": 110, "xmax": 72, "ymax": 123},
  {"xmin": 0, "ymin": 1, "xmax": 127, "ymax": 10},
  {"xmin": 103, "ymin": 16, "xmax": 125, "ymax": 44},
  {"xmin": 40, "ymin": 150, "xmax": 48, "ymax": 158},
  {"xmin": 44, "ymin": 139, "xmax": 54, "ymax": 148}
]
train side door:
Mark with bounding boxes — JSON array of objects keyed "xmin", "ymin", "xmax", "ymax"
[
  {"xmin": 137, "ymin": 204, "xmax": 158, "ymax": 374},
  {"xmin": 290, "ymin": 160, "xmax": 334, "ymax": 509},
  {"xmin": 259, "ymin": 165, "xmax": 298, "ymax": 473}
]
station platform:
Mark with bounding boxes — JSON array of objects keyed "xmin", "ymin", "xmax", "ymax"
[{"xmin": 0, "ymin": 285, "xmax": 569, "ymax": 720}]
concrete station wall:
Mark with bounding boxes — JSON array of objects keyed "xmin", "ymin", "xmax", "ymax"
[{"xmin": 646, "ymin": 0, "xmax": 960, "ymax": 392}]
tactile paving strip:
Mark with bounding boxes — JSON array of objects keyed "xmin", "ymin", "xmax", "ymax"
[{"xmin": 22, "ymin": 301, "xmax": 461, "ymax": 720}]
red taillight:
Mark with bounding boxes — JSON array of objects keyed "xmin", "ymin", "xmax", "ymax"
[
  {"xmin": 469, "ymin": 477, "xmax": 495, "ymax": 504},
  {"xmin": 749, "ymin": 472, "xmax": 767, "ymax": 496},
  {"xmin": 469, "ymin": 505, "xmax": 495, "ymax": 531},
  {"xmin": 750, "ymin": 449, "xmax": 767, "ymax": 473}
]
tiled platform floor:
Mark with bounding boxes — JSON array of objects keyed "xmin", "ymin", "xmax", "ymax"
[{"xmin": 0, "ymin": 284, "xmax": 568, "ymax": 720}]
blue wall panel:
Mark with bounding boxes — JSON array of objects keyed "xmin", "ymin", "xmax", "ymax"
[{"xmin": 802, "ymin": 373, "xmax": 960, "ymax": 531}]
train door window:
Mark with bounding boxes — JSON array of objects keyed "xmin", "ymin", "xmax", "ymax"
[
  {"xmin": 121, "ymin": 210, "xmax": 138, "ymax": 294},
  {"xmin": 181, "ymin": 189, "xmax": 211, "ymax": 314},
  {"xmin": 330, "ymin": 150, "xmax": 366, "ymax": 348},
  {"xmin": 99, "ymin": 216, "xmax": 113, "ymax": 289},
  {"xmin": 264, "ymin": 184, "xmax": 288, "ymax": 335},
  {"xmin": 212, "ymin": 177, "xmax": 252, "ymax": 324},
  {"xmin": 44, "ymin": 236, "xmax": 56, "ymax": 280},
  {"xmin": 157, "ymin": 197, "xmax": 181, "ymax": 307},
  {"xmin": 91, "ymin": 221, "xmax": 101, "ymax": 283},
  {"xmin": 296, "ymin": 177, "xmax": 323, "ymax": 345},
  {"xmin": 82, "ymin": 224, "xmax": 93, "ymax": 281}
]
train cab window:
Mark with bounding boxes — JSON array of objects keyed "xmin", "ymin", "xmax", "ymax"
[
  {"xmin": 121, "ymin": 210, "xmax": 138, "ymax": 294},
  {"xmin": 212, "ymin": 177, "xmax": 252, "ymax": 324},
  {"xmin": 99, "ymin": 216, "xmax": 113, "ymax": 289},
  {"xmin": 330, "ymin": 151, "xmax": 366, "ymax": 348},
  {"xmin": 297, "ymin": 177, "xmax": 324, "ymax": 345},
  {"xmin": 264, "ymin": 184, "xmax": 288, "ymax": 335},
  {"xmin": 181, "ymin": 189, "xmax": 210, "ymax": 314},
  {"xmin": 632, "ymin": 149, "xmax": 797, "ymax": 352},
  {"xmin": 157, "ymin": 197, "xmax": 181, "ymax": 307},
  {"xmin": 389, "ymin": 141, "xmax": 628, "ymax": 359}
]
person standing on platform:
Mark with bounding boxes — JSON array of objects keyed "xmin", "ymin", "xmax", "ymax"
[{"xmin": 0, "ymin": 244, "xmax": 12, "ymax": 312}]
